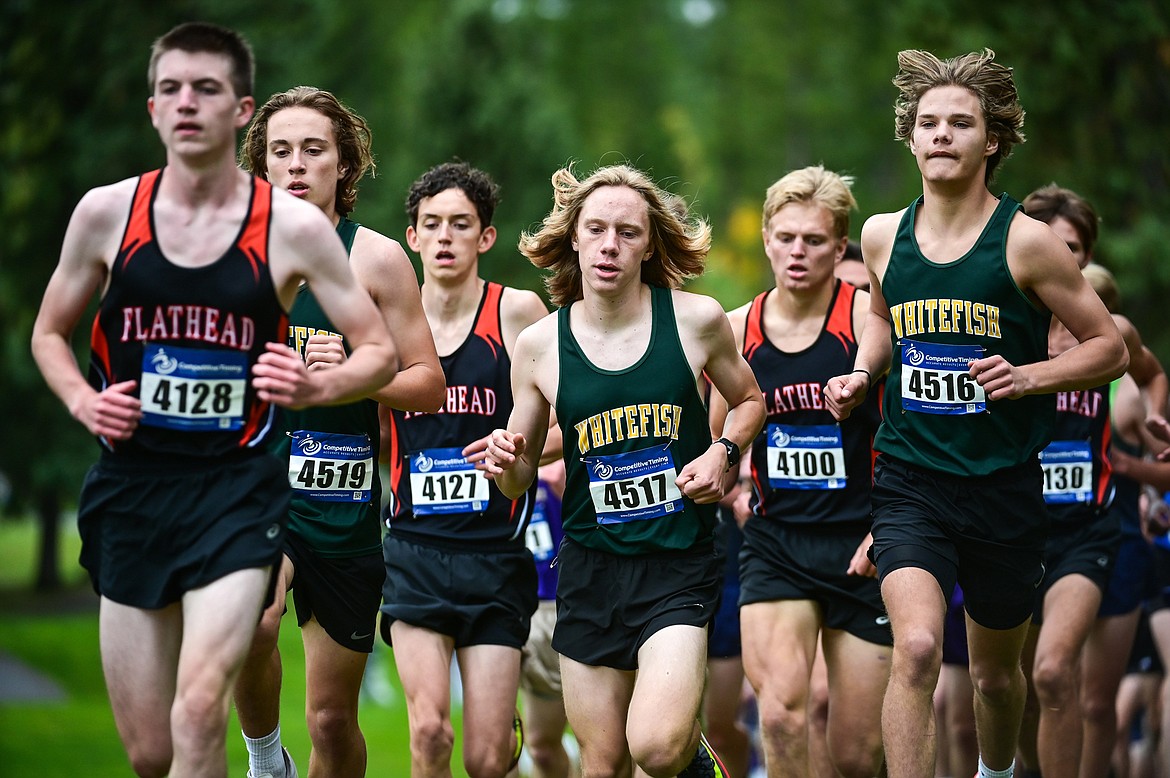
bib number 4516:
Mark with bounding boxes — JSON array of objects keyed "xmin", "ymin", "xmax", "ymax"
[{"xmin": 906, "ymin": 369, "xmax": 979, "ymax": 402}]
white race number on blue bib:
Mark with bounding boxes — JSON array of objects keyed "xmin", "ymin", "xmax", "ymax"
[
  {"xmin": 1040, "ymin": 439, "xmax": 1093, "ymax": 504},
  {"xmin": 139, "ymin": 343, "xmax": 246, "ymax": 431},
  {"xmin": 586, "ymin": 443, "xmax": 683, "ymax": 525},
  {"xmin": 525, "ymin": 484, "xmax": 556, "ymax": 562},
  {"xmin": 900, "ymin": 339, "xmax": 986, "ymax": 415},
  {"xmin": 288, "ymin": 431, "xmax": 374, "ymax": 502},
  {"xmin": 410, "ymin": 447, "xmax": 490, "ymax": 515},
  {"xmin": 767, "ymin": 424, "xmax": 847, "ymax": 490}
]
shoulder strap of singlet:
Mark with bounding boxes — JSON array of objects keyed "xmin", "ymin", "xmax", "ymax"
[
  {"xmin": 237, "ymin": 177, "xmax": 272, "ymax": 282},
  {"xmin": 742, "ymin": 290, "xmax": 769, "ymax": 360},
  {"xmin": 117, "ymin": 169, "xmax": 162, "ymax": 270},
  {"xmin": 472, "ymin": 281, "xmax": 505, "ymax": 358},
  {"xmin": 337, "ymin": 216, "xmax": 360, "ymax": 254},
  {"xmin": 826, "ymin": 280, "xmax": 858, "ymax": 350}
]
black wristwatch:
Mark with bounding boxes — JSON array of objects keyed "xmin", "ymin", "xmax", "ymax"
[{"xmin": 714, "ymin": 437, "xmax": 740, "ymax": 470}]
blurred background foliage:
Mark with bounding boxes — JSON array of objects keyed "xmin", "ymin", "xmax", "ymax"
[{"xmin": 2, "ymin": 0, "xmax": 1168, "ymax": 548}]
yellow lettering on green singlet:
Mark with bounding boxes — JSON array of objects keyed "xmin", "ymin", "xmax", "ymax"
[
  {"xmin": 575, "ymin": 419, "xmax": 591, "ymax": 455},
  {"xmin": 970, "ymin": 303, "xmax": 986, "ymax": 336},
  {"xmin": 588, "ymin": 414, "xmax": 605, "ymax": 450},
  {"xmin": 638, "ymin": 404, "xmax": 653, "ymax": 439},
  {"xmin": 922, "ymin": 299, "xmax": 938, "ymax": 332},
  {"xmin": 937, "ymin": 299, "xmax": 952, "ymax": 333},
  {"xmin": 888, "ymin": 303, "xmax": 904, "ymax": 339},
  {"xmin": 622, "ymin": 405, "xmax": 639, "ymax": 439},
  {"xmin": 600, "ymin": 409, "xmax": 614, "ymax": 446},
  {"xmin": 656, "ymin": 404, "xmax": 669, "ymax": 439}
]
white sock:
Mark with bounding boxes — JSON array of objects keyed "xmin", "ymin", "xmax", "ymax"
[
  {"xmin": 244, "ymin": 725, "xmax": 284, "ymax": 777},
  {"xmin": 978, "ymin": 756, "xmax": 1013, "ymax": 778}
]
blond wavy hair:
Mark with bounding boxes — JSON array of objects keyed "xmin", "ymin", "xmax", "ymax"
[
  {"xmin": 520, "ymin": 164, "xmax": 712, "ymax": 308},
  {"xmin": 762, "ymin": 165, "xmax": 857, "ymax": 239}
]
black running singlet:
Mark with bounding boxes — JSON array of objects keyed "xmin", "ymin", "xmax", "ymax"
[
  {"xmin": 88, "ymin": 168, "xmax": 286, "ymax": 459},
  {"xmin": 384, "ymin": 282, "xmax": 534, "ymax": 548}
]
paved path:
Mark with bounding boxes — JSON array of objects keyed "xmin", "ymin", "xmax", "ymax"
[{"xmin": 0, "ymin": 650, "xmax": 66, "ymax": 702}]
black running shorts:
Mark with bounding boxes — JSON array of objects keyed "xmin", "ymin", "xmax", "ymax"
[
  {"xmin": 77, "ymin": 452, "xmax": 289, "ymax": 608},
  {"xmin": 869, "ymin": 454, "xmax": 1047, "ymax": 630},
  {"xmin": 551, "ymin": 537, "xmax": 722, "ymax": 671},
  {"xmin": 380, "ymin": 534, "xmax": 537, "ymax": 649},
  {"xmin": 739, "ymin": 521, "xmax": 892, "ymax": 646},
  {"xmin": 285, "ymin": 531, "xmax": 384, "ymax": 653}
]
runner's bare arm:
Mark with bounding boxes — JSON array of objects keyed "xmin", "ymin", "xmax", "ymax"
[
  {"xmin": 31, "ymin": 183, "xmax": 142, "ymax": 439},
  {"xmin": 469, "ymin": 317, "xmax": 555, "ymax": 498},
  {"xmin": 257, "ymin": 192, "xmax": 398, "ymax": 408},
  {"xmin": 825, "ymin": 213, "xmax": 896, "ymax": 420},
  {"xmin": 353, "ymin": 230, "xmax": 444, "ymax": 411},
  {"xmin": 677, "ymin": 294, "xmax": 764, "ymax": 504},
  {"xmin": 977, "ymin": 215, "xmax": 1126, "ymax": 399}
]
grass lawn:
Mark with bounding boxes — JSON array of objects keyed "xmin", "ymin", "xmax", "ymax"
[{"xmin": 0, "ymin": 518, "xmax": 470, "ymax": 776}]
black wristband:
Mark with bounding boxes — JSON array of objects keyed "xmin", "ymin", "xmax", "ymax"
[
  {"xmin": 714, "ymin": 437, "xmax": 740, "ymax": 470},
  {"xmin": 851, "ymin": 368, "xmax": 872, "ymax": 392}
]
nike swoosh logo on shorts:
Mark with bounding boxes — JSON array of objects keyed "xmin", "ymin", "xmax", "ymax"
[{"xmin": 351, "ymin": 631, "xmax": 372, "ymax": 641}]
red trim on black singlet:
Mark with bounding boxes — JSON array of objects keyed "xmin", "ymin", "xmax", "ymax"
[
  {"xmin": 118, "ymin": 170, "xmax": 161, "ymax": 271},
  {"xmin": 237, "ymin": 177, "xmax": 273, "ymax": 283},
  {"xmin": 1097, "ymin": 421, "xmax": 1113, "ymax": 506},
  {"xmin": 387, "ymin": 412, "xmax": 405, "ymax": 516},
  {"xmin": 89, "ymin": 315, "xmax": 112, "ymax": 385},
  {"xmin": 826, "ymin": 281, "xmax": 858, "ymax": 352},
  {"xmin": 742, "ymin": 291, "xmax": 768, "ymax": 361},
  {"xmin": 472, "ymin": 282, "xmax": 505, "ymax": 359},
  {"xmin": 237, "ymin": 309, "xmax": 288, "ymax": 449}
]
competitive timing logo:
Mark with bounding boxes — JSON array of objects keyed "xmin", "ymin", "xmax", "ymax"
[
  {"xmin": 591, "ymin": 460, "xmax": 614, "ymax": 480},
  {"xmin": 904, "ymin": 343, "xmax": 925, "ymax": 367},
  {"xmin": 770, "ymin": 428, "xmax": 792, "ymax": 448},
  {"xmin": 151, "ymin": 347, "xmax": 178, "ymax": 375},
  {"xmin": 300, "ymin": 435, "xmax": 323, "ymax": 456},
  {"xmin": 414, "ymin": 452, "xmax": 435, "ymax": 473}
]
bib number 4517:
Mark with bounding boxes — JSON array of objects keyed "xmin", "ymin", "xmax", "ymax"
[{"xmin": 602, "ymin": 472, "xmax": 670, "ymax": 511}]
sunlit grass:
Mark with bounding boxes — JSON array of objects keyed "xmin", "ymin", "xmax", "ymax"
[{"xmin": 0, "ymin": 518, "xmax": 472, "ymax": 776}]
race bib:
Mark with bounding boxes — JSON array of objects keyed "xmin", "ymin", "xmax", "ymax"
[
  {"xmin": 1040, "ymin": 440, "xmax": 1093, "ymax": 504},
  {"xmin": 766, "ymin": 424, "xmax": 847, "ymax": 490},
  {"xmin": 900, "ymin": 339, "xmax": 986, "ymax": 415},
  {"xmin": 409, "ymin": 447, "xmax": 490, "ymax": 515},
  {"xmin": 525, "ymin": 484, "xmax": 556, "ymax": 562},
  {"xmin": 139, "ymin": 343, "xmax": 246, "ymax": 431},
  {"xmin": 586, "ymin": 443, "xmax": 683, "ymax": 525},
  {"xmin": 287, "ymin": 431, "xmax": 374, "ymax": 503}
]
